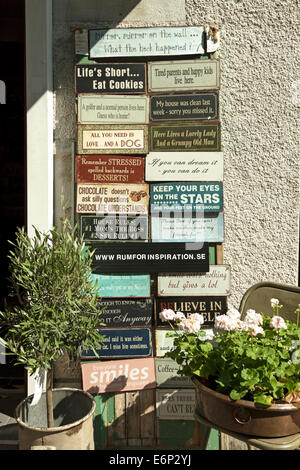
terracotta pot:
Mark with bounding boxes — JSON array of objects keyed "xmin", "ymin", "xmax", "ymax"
[{"xmin": 193, "ymin": 377, "xmax": 300, "ymax": 437}]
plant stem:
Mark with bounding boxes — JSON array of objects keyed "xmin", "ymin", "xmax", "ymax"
[{"xmin": 46, "ymin": 367, "xmax": 54, "ymax": 428}]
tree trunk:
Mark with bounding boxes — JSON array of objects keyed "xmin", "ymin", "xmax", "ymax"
[{"xmin": 46, "ymin": 367, "xmax": 54, "ymax": 428}]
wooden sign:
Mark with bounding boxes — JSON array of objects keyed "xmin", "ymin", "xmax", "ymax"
[
  {"xmin": 75, "ymin": 155, "xmax": 145, "ymax": 184},
  {"xmin": 150, "ymin": 92, "xmax": 219, "ymax": 122},
  {"xmin": 76, "ymin": 183, "xmax": 149, "ymax": 215},
  {"xmin": 150, "ymin": 183, "xmax": 223, "ymax": 213},
  {"xmin": 80, "ymin": 215, "xmax": 148, "ymax": 241},
  {"xmin": 77, "ymin": 124, "xmax": 148, "ymax": 154},
  {"xmin": 148, "ymin": 59, "xmax": 220, "ymax": 92},
  {"xmin": 89, "ymin": 242, "xmax": 209, "ymax": 274},
  {"xmin": 156, "ymin": 328, "xmax": 214, "ymax": 357},
  {"xmin": 91, "ymin": 273, "xmax": 151, "ymax": 298},
  {"xmin": 155, "ymin": 358, "xmax": 194, "ymax": 388},
  {"xmin": 156, "ymin": 329, "xmax": 175, "ymax": 357},
  {"xmin": 151, "ymin": 212, "xmax": 224, "ymax": 243},
  {"xmin": 97, "ymin": 298, "xmax": 153, "ymax": 327},
  {"xmin": 81, "ymin": 328, "xmax": 152, "ymax": 358},
  {"xmin": 155, "ymin": 296, "xmax": 228, "ymax": 327},
  {"xmin": 75, "ymin": 63, "xmax": 146, "ymax": 94},
  {"xmin": 150, "ymin": 123, "xmax": 220, "ymax": 152},
  {"xmin": 157, "ymin": 265, "xmax": 231, "ymax": 296},
  {"xmin": 156, "ymin": 389, "xmax": 195, "ymax": 420},
  {"xmin": 145, "ymin": 152, "xmax": 223, "ymax": 182},
  {"xmin": 77, "ymin": 95, "xmax": 149, "ymax": 125},
  {"xmin": 88, "ymin": 27, "xmax": 206, "ymax": 59},
  {"xmin": 81, "ymin": 357, "xmax": 156, "ymax": 394}
]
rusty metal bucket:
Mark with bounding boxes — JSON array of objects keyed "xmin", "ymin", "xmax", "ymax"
[
  {"xmin": 193, "ymin": 377, "xmax": 300, "ymax": 438},
  {"xmin": 15, "ymin": 388, "xmax": 96, "ymax": 450}
]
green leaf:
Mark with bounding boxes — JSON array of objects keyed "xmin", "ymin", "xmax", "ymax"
[
  {"xmin": 230, "ymin": 389, "xmax": 248, "ymax": 400},
  {"xmin": 253, "ymin": 391, "xmax": 273, "ymax": 407}
]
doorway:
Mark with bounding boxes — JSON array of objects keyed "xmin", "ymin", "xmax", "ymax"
[{"xmin": 0, "ymin": 0, "xmax": 26, "ymax": 401}]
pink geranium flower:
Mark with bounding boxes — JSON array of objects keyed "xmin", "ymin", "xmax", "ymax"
[
  {"xmin": 270, "ymin": 315, "xmax": 287, "ymax": 330},
  {"xmin": 159, "ymin": 309, "xmax": 176, "ymax": 322},
  {"xmin": 178, "ymin": 318, "xmax": 202, "ymax": 333}
]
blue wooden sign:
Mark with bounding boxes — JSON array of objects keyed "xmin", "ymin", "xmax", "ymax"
[
  {"xmin": 151, "ymin": 212, "xmax": 224, "ymax": 242},
  {"xmin": 150, "ymin": 182, "xmax": 223, "ymax": 213},
  {"xmin": 91, "ymin": 273, "xmax": 151, "ymax": 297},
  {"xmin": 81, "ymin": 328, "xmax": 152, "ymax": 358}
]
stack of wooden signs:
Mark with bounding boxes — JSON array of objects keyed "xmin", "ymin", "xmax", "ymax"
[{"xmin": 74, "ymin": 26, "xmax": 229, "ymax": 448}]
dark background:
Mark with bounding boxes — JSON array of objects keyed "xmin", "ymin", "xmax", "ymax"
[{"xmin": 0, "ymin": 0, "xmax": 25, "ymax": 390}]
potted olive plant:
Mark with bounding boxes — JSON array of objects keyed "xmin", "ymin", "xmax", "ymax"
[
  {"xmin": 160, "ymin": 301, "xmax": 300, "ymax": 438},
  {"xmin": 0, "ymin": 214, "xmax": 104, "ymax": 450}
]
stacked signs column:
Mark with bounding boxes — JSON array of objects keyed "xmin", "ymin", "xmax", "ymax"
[
  {"xmin": 75, "ymin": 26, "xmax": 229, "ymax": 445},
  {"xmin": 147, "ymin": 56, "xmax": 230, "ymax": 423},
  {"xmin": 75, "ymin": 59, "xmax": 157, "ymax": 396}
]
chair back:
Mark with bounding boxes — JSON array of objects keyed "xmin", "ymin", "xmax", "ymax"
[{"xmin": 239, "ymin": 282, "xmax": 300, "ymax": 323}]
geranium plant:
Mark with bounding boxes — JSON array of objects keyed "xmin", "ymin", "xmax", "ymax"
[{"xmin": 160, "ymin": 300, "xmax": 300, "ymax": 407}]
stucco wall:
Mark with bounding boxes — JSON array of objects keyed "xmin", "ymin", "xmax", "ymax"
[{"xmin": 53, "ymin": 0, "xmax": 300, "ymax": 309}]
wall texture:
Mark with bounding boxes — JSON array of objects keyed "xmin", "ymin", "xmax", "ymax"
[{"xmin": 185, "ymin": 0, "xmax": 300, "ymax": 308}]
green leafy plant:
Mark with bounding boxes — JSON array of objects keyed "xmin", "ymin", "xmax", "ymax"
[
  {"xmin": 0, "ymin": 215, "xmax": 104, "ymax": 426},
  {"xmin": 160, "ymin": 301, "xmax": 300, "ymax": 407}
]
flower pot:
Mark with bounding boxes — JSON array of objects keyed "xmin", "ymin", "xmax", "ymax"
[
  {"xmin": 15, "ymin": 388, "xmax": 96, "ymax": 450},
  {"xmin": 193, "ymin": 377, "xmax": 300, "ymax": 438}
]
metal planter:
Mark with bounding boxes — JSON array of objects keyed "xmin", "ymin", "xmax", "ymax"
[
  {"xmin": 15, "ymin": 388, "xmax": 96, "ymax": 450},
  {"xmin": 193, "ymin": 377, "xmax": 300, "ymax": 438}
]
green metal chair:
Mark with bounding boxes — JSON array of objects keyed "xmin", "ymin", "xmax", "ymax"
[{"xmin": 195, "ymin": 281, "xmax": 300, "ymax": 450}]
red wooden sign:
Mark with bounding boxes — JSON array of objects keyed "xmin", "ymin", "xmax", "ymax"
[
  {"xmin": 75, "ymin": 155, "xmax": 145, "ymax": 184},
  {"xmin": 81, "ymin": 358, "xmax": 156, "ymax": 394}
]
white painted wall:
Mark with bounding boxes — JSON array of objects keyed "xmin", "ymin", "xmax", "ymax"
[
  {"xmin": 26, "ymin": 0, "xmax": 53, "ymax": 238},
  {"xmin": 25, "ymin": 0, "xmax": 53, "ymax": 395}
]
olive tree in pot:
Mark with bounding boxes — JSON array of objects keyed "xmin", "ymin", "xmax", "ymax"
[{"xmin": 0, "ymin": 215, "xmax": 104, "ymax": 450}]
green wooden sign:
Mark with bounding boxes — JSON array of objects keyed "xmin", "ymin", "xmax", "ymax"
[
  {"xmin": 150, "ymin": 123, "xmax": 220, "ymax": 152},
  {"xmin": 150, "ymin": 92, "xmax": 219, "ymax": 122}
]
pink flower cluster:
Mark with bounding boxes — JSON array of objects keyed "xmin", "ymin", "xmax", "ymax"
[
  {"xmin": 159, "ymin": 309, "xmax": 206, "ymax": 334},
  {"xmin": 159, "ymin": 299, "xmax": 288, "ymax": 338},
  {"xmin": 215, "ymin": 307, "xmax": 264, "ymax": 336}
]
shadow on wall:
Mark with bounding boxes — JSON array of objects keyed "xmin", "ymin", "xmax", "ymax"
[
  {"xmin": 54, "ymin": 0, "xmax": 144, "ymax": 24},
  {"xmin": 52, "ymin": 0, "xmax": 145, "ymax": 223}
]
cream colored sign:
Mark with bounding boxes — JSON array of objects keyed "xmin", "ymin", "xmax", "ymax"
[
  {"xmin": 76, "ymin": 183, "xmax": 149, "ymax": 214},
  {"xmin": 77, "ymin": 95, "xmax": 149, "ymax": 124},
  {"xmin": 145, "ymin": 152, "xmax": 223, "ymax": 181},
  {"xmin": 156, "ymin": 389, "xmax": 195, "ymax": 420},
  {"xmin": 89, "ymin": 27, "xmax": 206, "ymax": 58},
  {"xmin": 148, "ymin": 59, "xmax": 220, "ymax": 92},
  {"xmin": 158, "ymin": 265, "xmax": 231, "ymax": 296},
  {"xmin": 155, "ymin": 329, "xmax": 175, "ymax": 357},
  {"xmin": 77, "ymin": 124, "xmax": 148, "ymax": 154}
]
